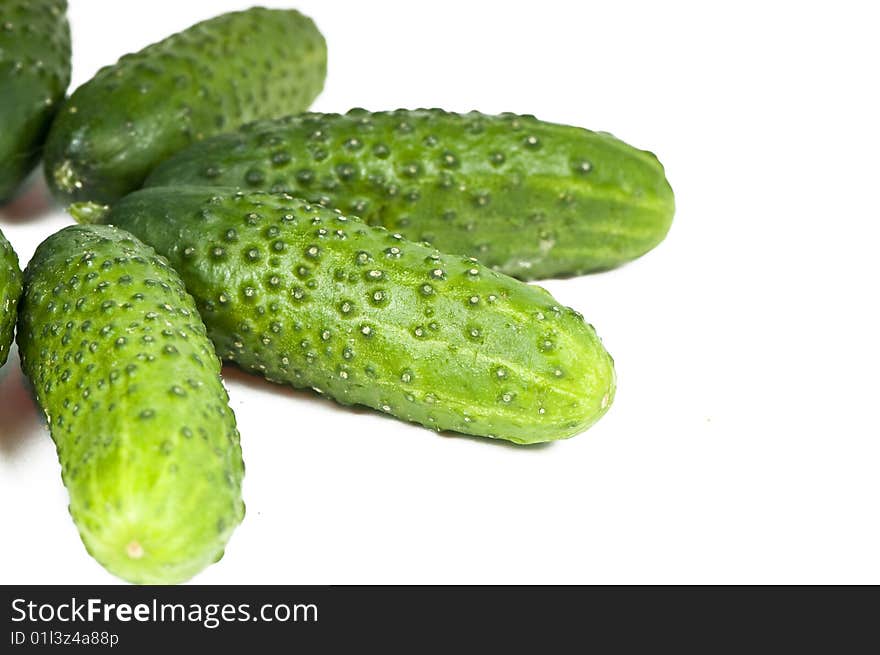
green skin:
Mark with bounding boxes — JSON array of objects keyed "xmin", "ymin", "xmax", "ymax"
[
  {"xmin": 144, "ymin": 109, "xmax": 675, "ymax": 281},
  {"xmin": 0, "ymin": 0, "xmax": 71, "ymax": 202},
  {"xmin": 17, "ymin": 225, "xmax": 244, "ymax": 584},
  {"xmin": 82, "ymin": 187, "xmax": 617, "ymax": 444},
  {"xmin": 0, "ymin": 227, "xmax": 22, "ymax": 366},
  {"xmin": 44, "ymin": 7, "xmax": 326, "ymax": 205}
]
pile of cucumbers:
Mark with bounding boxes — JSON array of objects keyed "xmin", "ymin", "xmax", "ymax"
[{"xmin": 0, "ymin": 3, "xmax": 674, "ymax": 583}]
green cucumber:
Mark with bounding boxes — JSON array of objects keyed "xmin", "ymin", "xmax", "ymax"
[
  {"xmin": 143, "ymin": 109, "xmax": 674, "ymax": 280},
  {"xmin": 16, "ymin": 224, "xmax": 244, "ymax": 584},
  {"xmin": 81, "ymin": 187, "xmax": 616, "ymax": 444},
  {"xmin": 0, "ymin": 0, "xmax": 71, "ymax": 202},
  {"xmin": 44, "ymin": 7, "xmax": 326, "ymax": 205},
  {"xmin": 0, "ymin": 226, "xmax": 22, "ymax": 366}
]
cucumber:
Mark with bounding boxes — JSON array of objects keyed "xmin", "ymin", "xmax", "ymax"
[
  {"xmin": 0, "ymin": 226, "xmax": 22, "ymax": 366},
  {"xmin": 143, "ymin": 109, "xmax": 674, "ymax": 280},
  {"xmin": 0, "ymin": 0, "xmax": 71, "ymax": 202},
  {"xmin": 81, "ymin": 187, "xmax": 616, "ymax": 444},
  {"xmin": 16, "ymin": 224, "xmax": 244, "ymax": 584},
  {"xmin": 44, "ymin": 7, "xmax": 326, "ymax": 205}
]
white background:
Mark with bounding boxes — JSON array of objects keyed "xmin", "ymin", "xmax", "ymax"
[{"xmin": 1, "ymin": 0, "xmax": 878, "ymax": 584}]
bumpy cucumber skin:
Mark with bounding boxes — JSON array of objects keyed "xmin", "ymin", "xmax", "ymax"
[
  {"xmin": 17, "ymin": 225, "xmax": 244, "ymax": 584},
  {"xmin": 0, "ymin": 0, "xmax": 71, "ymax": 202},
  {"xmin": 100, "ymin": 187, "xmax": 616, "ymax": 444},
  {"xmin": 44, "ymin": 7, "xmax": 326, "ymax": 205},
  {"xmin": 0, "ymin": 227, "xmax": 22, "ymax": 366},
  {"xmin": 144, "ymin": 109, "xmax": 674, "ymax": 280}
]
